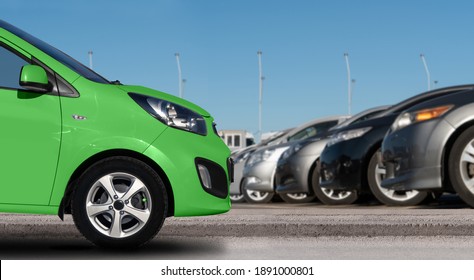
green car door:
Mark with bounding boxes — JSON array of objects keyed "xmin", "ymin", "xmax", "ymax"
[{"xmin": 0, "ymin": 41, "xmax": 61, "ymax": 205}]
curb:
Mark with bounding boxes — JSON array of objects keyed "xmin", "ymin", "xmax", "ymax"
[{"xmin": 1, "ymin": 218, "xmax": 474, "ymax": 238}]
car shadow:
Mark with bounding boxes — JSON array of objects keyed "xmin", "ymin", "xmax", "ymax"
[
  {"xmin": 351, "ymin": 193, "xmax": 469, "ymax": 209},
  {"xmin": 0, "ymin": 236, "xmax": 224, "ymax": 260},
  {"xmin": 415, "ymin": 194, "xmax": 469, "ymax": 209}
]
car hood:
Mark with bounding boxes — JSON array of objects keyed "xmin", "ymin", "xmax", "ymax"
[{"xmin": 118, "ymin": 85, "xmax": 211, "ymax": 117}]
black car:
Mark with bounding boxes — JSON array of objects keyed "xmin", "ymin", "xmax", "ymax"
[{"xmin": 319, "ymin": 85, "xmax": 474, "ymax": 205}]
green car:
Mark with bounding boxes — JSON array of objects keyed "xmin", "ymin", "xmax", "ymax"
[{"xmin": 0, "ymin": 20, "xmax": 232, "ymax": 248}]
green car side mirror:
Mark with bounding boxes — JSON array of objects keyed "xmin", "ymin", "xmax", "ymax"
[{"xmin": 19, "ymin": 65, "xmax": 51, "ymax": 93}]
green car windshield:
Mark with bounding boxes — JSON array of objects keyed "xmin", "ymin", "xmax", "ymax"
[{"xmin": 0, "ymin": 19, "xmax": 110, "ymax": 84}]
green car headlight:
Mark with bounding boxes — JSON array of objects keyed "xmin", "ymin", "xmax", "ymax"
[{"xmin": 129, "ymin": 93, "xmax": 207, "ymax": 136}]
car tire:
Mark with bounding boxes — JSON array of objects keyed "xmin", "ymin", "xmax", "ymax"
[
  {"xmin": 279, "ymin": 192, "xmax": 316, "ymax": 203},
  {"xmin": 71, "ymin": 156, "xmax": 167, "ymax": 248},
  {"xmin": 243, "ymin": 189, "xmax": 274, "ymax": 203},
  {"xmin": 368, "ymin": 149, "xmax": 427, "ymax": 206},
  {"xmin": 449, "ymin": 126, "xmax": 474, "ymax": 208},
  {"xmin": 229, "ymin": 194, "xmax": 246, "ymax": 203},
  {"xmin": 312, "ymin": 162, "xmax": 358, "ymax": 205}
]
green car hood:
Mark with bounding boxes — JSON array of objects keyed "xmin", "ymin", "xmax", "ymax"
[{"xmin": 118, "ymin": 85, "xmax": 211, "ymax": 117}]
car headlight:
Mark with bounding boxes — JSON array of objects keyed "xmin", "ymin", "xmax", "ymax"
[
  {"xmin": 129, "ymin": 93, "xmax": 207, "ymax": 135},
  {"xmin": 233, "ymin": 150, "xmax": 252, "ymax": 164},
  {"xmin": 280, "ymin": 142, "xmax": 304, "ymax": 161},
  {"xmin": 391, "ymin": 105, "xmax": 453, "ymax": 132},
  {"xmin": 246, "ymin": 147, "xmax": 289, "ymax": 167},
  {"xmin": 326, "ymin": 127, "xmax": 372, "ymax": 147}
]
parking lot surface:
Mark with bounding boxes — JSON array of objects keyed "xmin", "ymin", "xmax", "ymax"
[
  {"xmin": 2, "ymin": 195, "xmax": 474, "ymax": 259},
  {"xmin": 2, "ymin": 195, "xmax": 474, "ymax": 239}
]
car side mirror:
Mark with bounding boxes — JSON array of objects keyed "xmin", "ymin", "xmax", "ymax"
[{"xmin": 19, "ymin": 65, "xmax": 51, "ymax": 93}]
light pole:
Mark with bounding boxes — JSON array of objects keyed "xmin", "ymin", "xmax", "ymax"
[
  {"xmin": 88, "ymin": 50, "xmax": 93, "ymax": 69},
  {"xmin": 344, "ymin": 53, "xmax": 352, "ymax": 115},
  {"xmin": 182, "ymin": 79, "xmax": 187, "ymax": 98},
  {"xmin": 351, "ymin": 79, "xmax": 356, "ymax": 115},
  {"xmin": 433, "ymin": 80, "xmax": 438, "ymax": 88},
  {"xmin": 257, "ymin": 50, "xmax": 264, "ymax": 142},
  {"xmin": 420, "ymin": 54, "xmax": 431, "ymax": 91},
  {"xmin": 175, "ymin": 53, "xmax": 183, "ymax": 98}
]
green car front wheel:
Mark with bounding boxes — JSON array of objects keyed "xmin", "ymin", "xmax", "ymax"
[{"xmin": 71, "ymin": 156, "xmax": 168, "ymax": 248}]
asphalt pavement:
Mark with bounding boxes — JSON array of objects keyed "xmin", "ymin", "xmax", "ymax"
[
  {"xmin": 3, "ymin": 195, "xmax": 474, "ymax": 259},
  {"xmin": 1, "ymin": 194, "xmax": 474, "ymax": 239}
]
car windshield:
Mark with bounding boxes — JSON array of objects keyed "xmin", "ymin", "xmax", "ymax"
[
  {"xmin": 263, "ymin": 128, "xmax": 293, "ymax": 146},
  {"xmin": 330, "ymin": 105, "xmax": 390, "ymax": 130},
  {"xmin": 287, "ymin": 120, "xmax": 339, "ymax": 142},
  {"xmin": 0, "ymin": 20, "xmax": 110, "ymax": 84}
]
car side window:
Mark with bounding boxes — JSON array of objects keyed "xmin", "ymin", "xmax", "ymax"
[
  {"xmin": 312, "ymin": 120, "xmax": 338, "ymax": 136},
  {"xmin": 0, "ymin": 45, "xmax": 29, "ymax": 90},
  {"xmin": 288, "ymin": 120, "xmax": 339, "ymax": 142}
]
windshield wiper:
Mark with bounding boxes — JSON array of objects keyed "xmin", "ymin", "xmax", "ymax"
[{"xmin": 110, "ymin": 80, "xmax": 122, "ymax": 85}]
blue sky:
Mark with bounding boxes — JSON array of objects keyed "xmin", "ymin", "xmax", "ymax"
[{"xmin": 3, "ymin": 0, "xmax": 474, "ymax": 137}]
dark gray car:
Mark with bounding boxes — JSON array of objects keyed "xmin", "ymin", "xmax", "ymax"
[
  {"xmin": 275, "ymin": 106, "xmax": 389, "ymax": 203},
  {"xmin": 381, "ymin": 85, "xmax": 474, "ymax": 207}
]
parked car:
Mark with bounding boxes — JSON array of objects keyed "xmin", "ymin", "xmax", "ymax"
[
  {"xmin": 381, "ymin": 85, "xmax": 474, "ymax": 207},
  {"xmin": 229, "ymin": 129, "xmax": 290, "ymax": 203},
  {"xmin": 0, "ymin": 19, "xmax": 232, "ymax": 248},
  {"xmin": 242, "ymin": 116, "xmax": 349, "ymax": 203},
  {"xmin": 275, "ymin": 106, "xmax": 389, "ymax": 204},
  {"xmin": 319, "ymin": 85, "xmax": 474, "ymax": 206}
]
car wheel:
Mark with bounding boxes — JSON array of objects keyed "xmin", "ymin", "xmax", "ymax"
[
  {"xmin": 449, "ymin": 126, "xmax": 474, "ymax": 208},
  {"xmin": 368, "ymin": 149, "xmax": 427, "ymax": 206},
  {"xmin": 229, "ymin": 194, "xmax": 246, "ymax": 203},
  {"xmin": 279, "ymin": 192, "xmax": 316, "ymax": 203},
  {"xmin": 311, "ymin": 162, "xmax": 358, "ymax": 205},
  {"xmin": 243, "ymin": 189, "xmax": 274, "ymax": 203},
  {"xmin": 71, "ymin": 156, "xmax": 167, "ymax": 248}
]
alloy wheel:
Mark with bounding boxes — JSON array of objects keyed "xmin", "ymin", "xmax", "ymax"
[
  {"xmin": 321, "ymin": 188, "xmax": 353, "ymax": 200},
  {"xmin": 85, "ymin": 172, "xmax": 152, "ymax": 238},
  {"xmin": 374, "ymin": 163, "xmax": 419, "ymax": 202},
  {"xmin": 229, "ymin": 194, "xmax": 245, "ymax": 202},
  {"xmin": 285, "ymin": 193, "xmax": 309, "ymax": 200},
  {"xmin": 245, "ymin": 190, "xmax": 270, "ymax": 202},
  {"xmin": 458, "ymin": 139, "xmax": 474, "ymax": 193}
]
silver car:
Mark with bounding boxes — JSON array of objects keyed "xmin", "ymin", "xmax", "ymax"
[
  {"xmin": 229, "ymin": 130, "xmax": 291, "ymax": 202},
  {"xmin": 241, "ymin": 116, "xmax": 349, "ymax": 203},
  {"xmin": 274, "ymin": 106, "xmax": 389, "ymax": 203}
]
